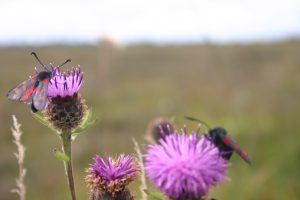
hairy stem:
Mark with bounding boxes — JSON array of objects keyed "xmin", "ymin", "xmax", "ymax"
[{"xmin": 61, "ymin": 131, "xmax": 77, "ymax": 200}]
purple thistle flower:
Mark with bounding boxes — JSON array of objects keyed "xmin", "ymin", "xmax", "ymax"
[
  {"xmin": 48, "ymin": 65, "xmax": 83, "ymax": 98},
  {"xmin": 145, "ymin": 126, "xmax": 230, "ymax": 200},
  {"xmin": 42, "ymin": 65, "xmax": 87, "ymax": 131},
  {"xmin": 85, "ymin": 154, "xmax": 140, "ymax": 196}
]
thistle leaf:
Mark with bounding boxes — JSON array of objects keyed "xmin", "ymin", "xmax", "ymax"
[
  {"xmin": 32, "ymin": 113, "xmax": 48, "ymax": 126},
  {"xmin": 32, "ymin": 113, "xmax": 58, "ymax": 133},
  {"xmin": 144, "ymin": 190, "xmax": 166, "ymax": 200},
  {"xmin": 72, "ymin": 109, "xmax": 96, "ymax": 140},
  {"xmin": 53, "ymin": 149, "xmax": 70, "ymax": 162}
]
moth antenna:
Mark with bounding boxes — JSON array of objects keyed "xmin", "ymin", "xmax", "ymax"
[
  {"xmin": 58, "ymin": 58, "xmax": 71, "ymax": 68},
  {"xmin": 31, "ymin": 52, "xmax": 45, "ymax": 67},
  {"xmin": 184, "ymin": 116, "xmax": 211, "ymax": 130}
]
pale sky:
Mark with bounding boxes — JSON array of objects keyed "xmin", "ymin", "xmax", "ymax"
[{"xmin": 0, "ymin": 0, "xmax": 299, "ymax": 45}]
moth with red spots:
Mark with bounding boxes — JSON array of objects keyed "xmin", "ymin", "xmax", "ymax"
[
  {"xmin": 185, "ymin": 116, "xmax": 251, "ymax": 165},
  {"xmin": 7, "ymin": 52, "xmax": 71, "ymax": 113}
]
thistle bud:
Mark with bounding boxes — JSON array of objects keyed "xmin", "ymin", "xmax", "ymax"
[{"xmin": 145, "ymin": 117, "xmax": 175, "ymax": 143}]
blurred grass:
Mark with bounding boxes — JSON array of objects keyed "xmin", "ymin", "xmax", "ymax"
[{"xmin": 0, "ymin": 40, "xmax": 300, "ymax": 199}]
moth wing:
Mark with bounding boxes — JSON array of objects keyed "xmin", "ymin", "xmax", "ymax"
[
  {"xmin": 7, "ymin": 75, "xmax": 38, "ymax": 101},
  {"xmin": 31, "ymin": 78, "xmax": 50, "ymax": 112}
]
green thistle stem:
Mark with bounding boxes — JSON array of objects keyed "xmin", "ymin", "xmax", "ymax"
[{"xmin": 61, "ymin": 131, "xmax": 77, "ymax": 200}]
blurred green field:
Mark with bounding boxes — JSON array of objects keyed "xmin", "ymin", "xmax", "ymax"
[{"xmin": 0, "ymin": 40, "xmax": 300, "ymax": 200}]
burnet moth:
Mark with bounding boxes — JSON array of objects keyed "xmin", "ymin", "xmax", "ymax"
[
  {"xmin": 7, "ymin": 52, "xmax": 71, "ymax": 113},
  {"xmin": 184, "ymin": 116, "xmax": 251, "ymax": 165}
]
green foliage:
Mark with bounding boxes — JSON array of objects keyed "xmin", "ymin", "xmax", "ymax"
[
  {"xmin": 32, "ymin": 112, "xmax": 58, "ymax": 133},
  {"xmin": 72, "ymin": 109, "xmax": 96, "ymax": 140},
  {"xmin": 53, "ymin": 149, "xmax": 70, "ymax": 162},
  {"xmin": 144, "ymin": 189, "xmax": 166, "ymax": 200}
]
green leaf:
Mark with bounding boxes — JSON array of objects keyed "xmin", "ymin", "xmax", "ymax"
[
  {"xmin": 71, "ymin": 109, "xmax": 96, "ymax": 140},
  {"xmin": 32, "ymin": 113, "xmax": 58, "ymax": 133},
  {"xmin": 53, "ymin": 149, "xmax": 70, "ymax": 162},
  {"xmin": 144, "ymin": 190, "xmax": 166, "ymax": 200}
]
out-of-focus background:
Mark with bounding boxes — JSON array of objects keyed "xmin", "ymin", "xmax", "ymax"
[{"xmin": 0, "ymin": 1, "xmax": 300, "ymax": 200}]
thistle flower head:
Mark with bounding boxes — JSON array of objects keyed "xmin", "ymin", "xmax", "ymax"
[
  {"xmin": 145, "ymin": 126, "xmax": 229, "ymax": 200},
  {"xmin": 48, "ymin": 65, "xmax": 83, "ymax": 98},
  {"xmin": 146, "ymin": 117, "xmax": 175, "ymax": 143},
  {"xmin": 42, "ymin": 65, "xmax": 87, "ymax": 131},
  {"xmin": 85, "ymin": 154, "xmax": 140, "ymax": 197}
]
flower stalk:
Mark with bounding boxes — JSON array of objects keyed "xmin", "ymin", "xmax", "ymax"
[
  {"xmin": 61, "ymin": 130, "xmax": 76, "ymax": 200},
  {"xmin": 34, "ymin": 107, "xmax": 94, "ymax": 200},
  {"xmin": 39, "ymin": 64, "xmax": 90, "ymax": 200}
]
